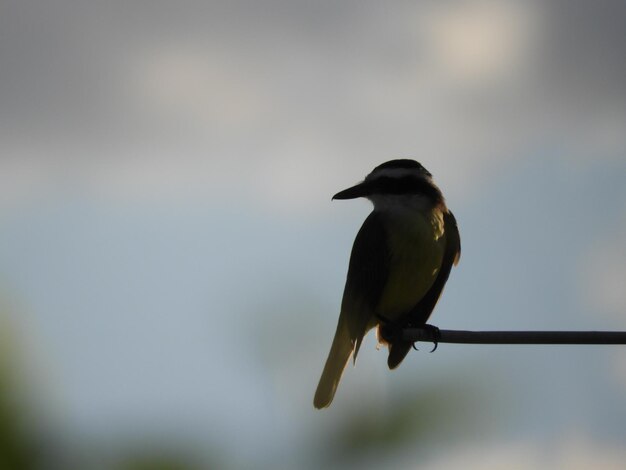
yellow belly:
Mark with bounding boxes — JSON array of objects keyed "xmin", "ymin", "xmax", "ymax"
[{"xmin": 376, "ymin": 209, "xmax": 445, "ymax": 319}]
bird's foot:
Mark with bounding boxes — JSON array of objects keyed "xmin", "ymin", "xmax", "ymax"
[{"xmin": 423, "ymin": 324, "xmax": 441, "ymax": 352}]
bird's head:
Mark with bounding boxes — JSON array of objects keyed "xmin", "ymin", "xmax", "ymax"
[{"xmin": 333, "ymin": 159, "xmax": 443, "ymax": 210}]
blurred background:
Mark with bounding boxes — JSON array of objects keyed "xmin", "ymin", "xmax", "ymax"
[{"xmin": 1, "ymin": 0, "xmax": 626, "ymax": 468}]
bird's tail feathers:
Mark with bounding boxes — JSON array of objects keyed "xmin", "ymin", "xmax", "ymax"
[
  {"xmin": 314, "ymin": 326, "xmax": 353, "ymax": 409},
  {"xmin": 387, "ymin": 340, "xmax": 412, "ymax": 369}
]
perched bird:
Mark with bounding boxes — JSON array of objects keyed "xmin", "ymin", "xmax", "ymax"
[{"xmin": 314, "ymin": 159, "xmax": 461, "ymax": 409}]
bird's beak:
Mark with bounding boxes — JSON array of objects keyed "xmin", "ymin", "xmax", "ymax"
[{"xmin": 332, "ymin": 181, "xmax": 371, "ymax": 200}]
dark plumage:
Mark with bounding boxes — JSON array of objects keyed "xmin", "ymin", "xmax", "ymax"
[{"xmin": 314, "ymin": 160, "xmax": 461, "ymax": 409}]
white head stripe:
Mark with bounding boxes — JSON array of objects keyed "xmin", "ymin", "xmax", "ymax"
[{"xmin": 366, "ymin": 167, "xmax": 425, "ymax": 180}]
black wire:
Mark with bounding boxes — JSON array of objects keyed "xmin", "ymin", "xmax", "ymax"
[{"xmin": 402, "ymin": 329, "xmax": 626, "ymax": 345}]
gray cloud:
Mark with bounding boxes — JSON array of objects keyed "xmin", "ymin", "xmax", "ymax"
[{"xmin": 1, "ymin": 0, "xmax": 625, "ymax": 208}]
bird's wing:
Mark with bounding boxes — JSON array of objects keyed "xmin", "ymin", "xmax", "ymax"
[
  {"xmin": 341, "ymin": 211, "xmax": 390, "ymax": 362},
  {"xmin": 314, "ymin": 211, "xmax": 389, "ymax": 408},
  {"xmin": 409, "ymin": 209, "xmax": 460, "ymax": 323},
  {"xmin": 387, "ymin": 209, "xmax": 461, "ymax": 368},
  {"xmin": 448, "ymin": 210, "xmax": 461, "ymax": 267}
]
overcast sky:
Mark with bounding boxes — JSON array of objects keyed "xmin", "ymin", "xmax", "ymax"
[
  {"xmin": 2, "ymin": 0, "xmax": 625, "ymax": 207},
  {"xmin": 1, "ymin": 1, "xmax": 626, "ymax": 468}
]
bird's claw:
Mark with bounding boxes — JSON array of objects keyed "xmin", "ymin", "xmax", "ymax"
[
  {"xmin": 377, "ymin": 316, "xmax": 441, "ymax": 353},
  {"xmin": 423, "ymin": 324, "xmax": 441, "ymax": 353}
]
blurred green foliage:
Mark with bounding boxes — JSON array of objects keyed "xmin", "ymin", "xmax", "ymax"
[
  {"xmin": 0, "ymin": 318, "xmax": 38, "ymax": 470},
  {"xmin": 0, "ymin": 307, "xmax": 215, "ymax": 470},
  {"xmin": 315, "ymin": 373, "xmax": 498, "ymax": 468},
  {"xmin": 0, "ymin": 290, "xmax": 501, "ymax": 470}
]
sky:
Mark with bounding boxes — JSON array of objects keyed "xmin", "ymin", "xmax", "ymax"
[{"xmin": 1, "ymin": 0, "xmax": 626, "ymax": 468}]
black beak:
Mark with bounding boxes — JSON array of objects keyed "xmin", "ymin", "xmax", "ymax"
[{"xmin": 332, "ymin": 181, "xmax": 371, "ymax": 200}]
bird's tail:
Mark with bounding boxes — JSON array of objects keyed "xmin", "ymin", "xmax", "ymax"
[
  {"xmin": 387, "ymin": 341, "xmax": 412, "ymax": 369},
  {"xmin": 314, "ymin": 324, "xmax": 353, "ymax": 409},
  {"xmin": 376, "ymin": 321, "xmax": 413, "ymax": 369}
]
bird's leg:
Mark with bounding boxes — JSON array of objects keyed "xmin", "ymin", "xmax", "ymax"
[{"xmin": 376, "ymin": 314, "xmax": 404, "ymax": 344}]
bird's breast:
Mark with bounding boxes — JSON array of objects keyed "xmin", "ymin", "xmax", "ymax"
[{"xmin": 376, "ymin": 208, "xmax": 446, "ymax": 319}]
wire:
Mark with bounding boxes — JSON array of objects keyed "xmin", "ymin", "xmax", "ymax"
[{"xmin": 402, "ymin": 328, "xmax": 626, "ymax": 345}]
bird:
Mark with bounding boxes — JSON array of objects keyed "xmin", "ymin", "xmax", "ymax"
[{"xmin": 314, "ymin": 159, "xmax": 461, "ymax": 409}]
